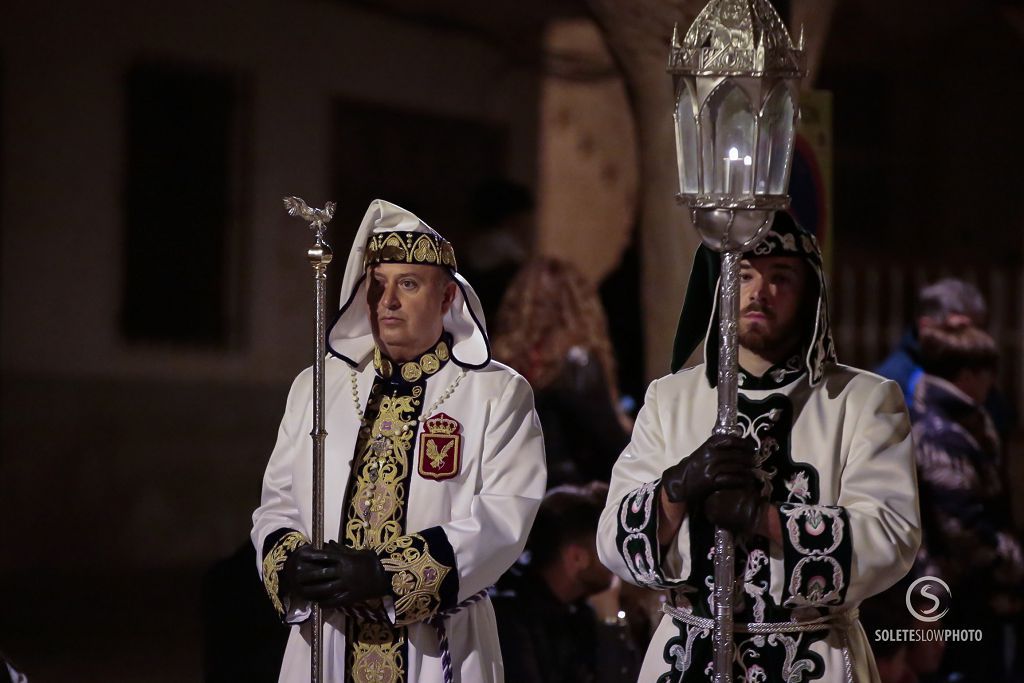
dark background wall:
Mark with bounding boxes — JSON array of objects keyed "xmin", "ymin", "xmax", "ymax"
[{"xmin": 820, "ymin": 0, "xmax": 1024, "ymax": 267}]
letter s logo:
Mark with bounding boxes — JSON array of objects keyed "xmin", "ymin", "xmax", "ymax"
[
  {"xmin": 919, "ymin": 584, "xmax": 942, "ymax": 615},
  {"xmin": 906, "ymin": 576, "xmax": 951, "ymax": 622}
]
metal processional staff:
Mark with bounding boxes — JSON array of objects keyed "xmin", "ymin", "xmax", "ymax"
[
  {"xmin": 284, "ymin": 196, "xmax": 336, "ymax": 683},
  {"xmin": 668, "ymin": 1, "xmax": 805, "ymax": 680}
]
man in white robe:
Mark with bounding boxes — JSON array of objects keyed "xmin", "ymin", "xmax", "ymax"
[
  {"xmin": 597, "ymin": 213, "xmax": 921, "ymax": 682},
  {"xmin": 252, "ymin": 199, "xmax": 547, "ymax": 682}
]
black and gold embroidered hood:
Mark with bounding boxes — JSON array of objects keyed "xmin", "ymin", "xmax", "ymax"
[{"xmin": 670, "ymin": 211, "xmax": 837, "ymax": 386}]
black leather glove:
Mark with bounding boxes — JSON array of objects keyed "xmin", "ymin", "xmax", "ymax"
[
  {"xmin": 704, "ymin": 484, "xmax": 766, "ymax": 536},
  {"xmin": 282, "ymin": 541, "xmax": 389, "ymax": 608},
  {"xmin": 661, "ymin": 433, "xmax": 757, "ymax": 506}
]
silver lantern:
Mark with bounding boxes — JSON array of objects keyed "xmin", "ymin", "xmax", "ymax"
[{"xmin": 670, "ymin": 0, "xmax": 805, "ymax": 250}]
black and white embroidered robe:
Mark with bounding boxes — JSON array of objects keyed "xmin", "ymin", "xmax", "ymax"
[{"xmin": 597, "ymin": 363, "xmax": 920, "ymax": 683}]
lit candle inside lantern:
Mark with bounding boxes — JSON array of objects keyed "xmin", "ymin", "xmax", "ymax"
[{"xmin": 724, "ymin": 147, "xmax": 740, "ymax": 194}]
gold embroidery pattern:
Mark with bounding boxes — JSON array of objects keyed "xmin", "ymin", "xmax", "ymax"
[
  {"xmin": 420, "ymin": 353, "xmax": 440, "ymax": 375},
  {"xmin": 401, "ymin": 362, "xmax": 422, "ymax": 383},
  {"xmin": 345, "ymin": 384, "xmax": 421, "ymax": 683},
  {"xmin": 412, "ymin": 234, "xmax": 439, "ymax": 263},
  {"xmin": 427, "ymin": 439, "xmax": 456, "ymax": 469},
  {"xmin": 374, "ymin": 347, "xmax": 393, "ymax": 379},
  {"xmin": 346, "ymin": 394, "xmax": 418, "ymax": 551},
  {"xmin": 364, "ymin": 231, "xmax": 458, "ymax": 271},
  {"xmin": 262, "ymin": 531, "xmax": 308, "ymax": 616},
  {"xmin": 381, "ymin": 533, "xmax": 451, "ymax": 626},
  {"xmin": 373, "ymin": 340, "xmax": 450, "ymax": 382},
  {"xmin": 350, "ymin": 636, "xmax": 403, "ymax": 683}
]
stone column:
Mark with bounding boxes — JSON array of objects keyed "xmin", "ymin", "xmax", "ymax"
[{"xmin": 585, "ymin": 0, "xmax": 700, "ymax": 379}]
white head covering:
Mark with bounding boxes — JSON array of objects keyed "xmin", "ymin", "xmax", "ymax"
[{"xmin": 327, "ymin": 199, "xmax": 491, "ymax": 369}]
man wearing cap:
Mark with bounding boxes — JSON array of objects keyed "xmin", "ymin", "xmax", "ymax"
[
  {"xmin": 252, "ymin": 199, "xmax": 547, "ymax": 682},
  {"xmin": 597, "ymin": 214, "xmax": 920, "ymax": 682}
]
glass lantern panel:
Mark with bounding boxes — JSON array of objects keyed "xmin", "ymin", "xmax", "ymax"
[
  {"xmin": 702, "ymin": 82, "xmax": 756, "ymax": 196},
  {"xmin": 675, "ymin": 82, "xmax": 699, "ymax": 194},
  {"xmin": 755, "ymin": 84, "xmax": 796, "ymax": 195}
]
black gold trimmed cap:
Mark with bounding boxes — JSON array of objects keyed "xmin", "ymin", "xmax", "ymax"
[{"xmin": 364, "ymin": 230, "xmax": 457, "ymax": 271}]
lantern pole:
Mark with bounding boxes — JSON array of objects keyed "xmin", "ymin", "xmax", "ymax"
[
  {"xmin": 668, "ymin": 2, "xmax": 805, "ymax": 681},
  {"xmin": 712, "ymin": 242, "xmax": 742, "ymax": 682}
]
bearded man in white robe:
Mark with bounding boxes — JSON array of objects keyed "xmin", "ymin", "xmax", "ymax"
[
  {"xmin": 597, "ymin": 213, "xmax": 920, "ymax": 683},
  {"xmin": 252, "ymin": 199, "xmax": 547, "ymax": 682}
]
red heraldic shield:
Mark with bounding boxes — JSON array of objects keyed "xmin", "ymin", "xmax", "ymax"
[{"xmin": 418, "ymin": 412, "xmax": 462, "ymax": 480}]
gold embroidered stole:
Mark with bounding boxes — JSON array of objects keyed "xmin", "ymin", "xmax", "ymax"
[{"xmin": 342, "ymin": 337, "xmax": 457, "ymax": 682}]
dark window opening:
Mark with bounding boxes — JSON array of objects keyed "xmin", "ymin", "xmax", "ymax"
[{"xmin": 121, "ymin": 62, "xmax": 247, "ymax": 347}]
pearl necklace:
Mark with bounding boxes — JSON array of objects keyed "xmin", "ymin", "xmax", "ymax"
[{"xmin": 348, "ymin": 366, "xmax": 466, "ymax": 430}]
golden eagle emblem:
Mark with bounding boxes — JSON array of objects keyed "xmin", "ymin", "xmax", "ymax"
[{"xmin": 426, "ymin": 438, "xmax": 455, "ymax": 469}]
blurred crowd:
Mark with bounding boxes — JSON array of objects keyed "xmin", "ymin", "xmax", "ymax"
[{"xmin": 866, "ymin": 278, "xmax": 1024, "ymax": 682}]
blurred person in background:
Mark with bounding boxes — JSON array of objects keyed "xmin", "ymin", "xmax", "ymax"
[
  {"xmin": 876, "ymin": 278, "xmax": 1015, "ymax": 439},
  {"xmin": 910, "ymin": 322, "xmax": 1024, "ymax": 682},
  {"xmin": 491, "ymin": 482, "xmax": 641, "ymax": 683},
  {"xmin": 492, "ymin": 258, "xmax": 631, "ymax": 489}
]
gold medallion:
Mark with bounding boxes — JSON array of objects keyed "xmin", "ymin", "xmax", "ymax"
[
  {"xmin": 420, "ymin": 353, "xmax": 440, "ymax": 374},
  {"xmin": 401, "ymin": 362, "xmax": 422, "ymax": 382}
]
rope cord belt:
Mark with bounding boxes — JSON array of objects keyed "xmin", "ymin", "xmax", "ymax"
[
  {"xmin": 339, "ymin": 588, "xmax": 490, "ymax": 683},
  {"xmin": 661, "ymin": 604, "xmax": 858, "ymax": 683}
]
